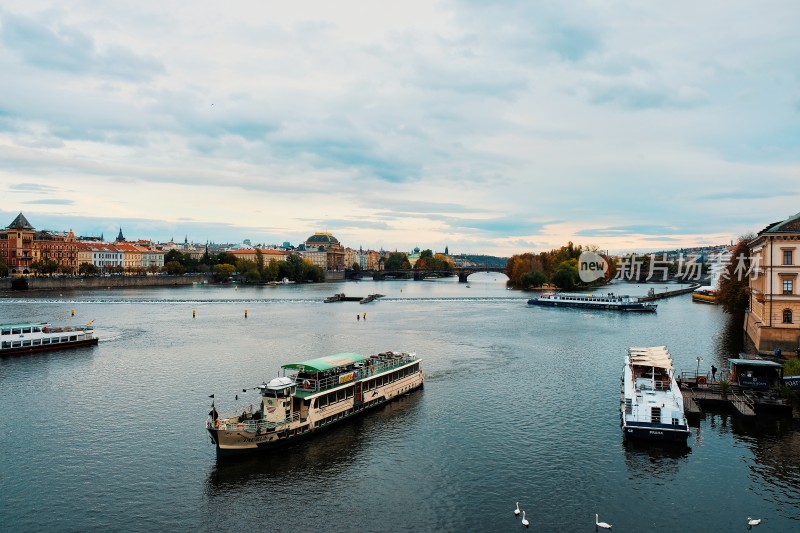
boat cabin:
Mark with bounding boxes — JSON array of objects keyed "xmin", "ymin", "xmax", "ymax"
[{"xmin": 728, "ymin": 356, "xmax": 784, "ymax": 388}]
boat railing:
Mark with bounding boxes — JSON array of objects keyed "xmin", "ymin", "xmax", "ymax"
[
  {"xmin": 294, "ymin": 354, "xmax": 418, "ymax": 394},
  {"xmin": 209, "ymin": 411, "xmax": 302, "ymax": 432}
]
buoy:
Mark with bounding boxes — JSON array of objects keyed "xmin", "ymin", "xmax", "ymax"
[
  {"xmin": 71, "ymin": 309, "xmax": 75, "ymax": 316},
  {"xmin": 193, "ymin": 310, "xmax": 196, "ymax": 318},
  {"xmin": 244, "ymin": 309, "xmax": 248, "ymax": 318}
]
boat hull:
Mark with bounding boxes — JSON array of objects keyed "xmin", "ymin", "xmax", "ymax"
[
  {"xmin": 528, "ymin": 299, "xmax": 656, "ymax": 312},
  {"xmin": 622, "ymin": 421, "xmax": 690, "ymax": 443},
  {"xmin": 0, "ymin": 337, "xmax": 98, "ymax": 357}
]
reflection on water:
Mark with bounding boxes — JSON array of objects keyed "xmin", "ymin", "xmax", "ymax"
[
  {"xmin": 712, "ymin": 312, "xmax": 747, "ymax": 366},
  {"xmin": 623, "ymin": 440, "xmax": 691, "ymax": 479},
  {"xmin": 206, "ymin": 391, "xmax": 423, "ymax": 490}
]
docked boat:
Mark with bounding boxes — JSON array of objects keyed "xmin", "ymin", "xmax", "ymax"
[
  {"xmin": 527, "ymin": 292, "xmax": 657, "ymax": 312},
  {"xmin": 691, "ymin": 286, "xmax": 718, "ymax": 304},
  {"xmin": 620, "ymin": 346, "xmax": 689, "ymax": 443},
  {"xmin": 1, "ymin": 322, "xmax": 98, "ymax": 356},
  {"xmin": 206, "ymin": 351, "xmax": 424, "ymax": 456}
]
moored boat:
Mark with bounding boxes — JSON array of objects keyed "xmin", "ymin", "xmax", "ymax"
[
  {"xmin": 528, "ymin": 292, "xmax": 657, "ymax": 312},
  {"xmin": 621, "ymin": 346, "xmax": 689, "ymax": 443},
  {"xmin": 691, "ymin": 286, "xmax": 718, "ymax": 304},
  {"xmin": 206, "ymin": 351, "xmax": 424, "ymax": 456},
  {"xmin": 0, "ymin": 322, "xmax": 98, "ymax": 356}
]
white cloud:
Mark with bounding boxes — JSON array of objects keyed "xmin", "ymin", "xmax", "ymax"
[{"xmin": 1, "ymin": 0, "xmax": 799, "ymax": 255}]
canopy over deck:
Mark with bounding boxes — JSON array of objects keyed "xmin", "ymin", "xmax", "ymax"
[
  {"xmin": 627, "ymin": 346, "xmax": 673, "ymax": 370},
  {"xmin": 727, "ymin": 358, "xmax": 783, "ymax": 368},
  {"xmin": 282, "ymin": 353, "xmax": 367, "ymax": 373}
]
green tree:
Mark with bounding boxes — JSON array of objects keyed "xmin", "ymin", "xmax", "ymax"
[
  {"xmin": 0, "ymin": 258, "xmax": 10, "ymax": 277},
  {"xmin": 717, "ymin": 236, "xmax": 753, "ymax": 315},
  {"xmin": 521, "ymin": 271, "xmax": 547, "ymax": 288},
  {"xmin": 165, "ymin": 261, "xmax": 186, "ymax": 275},
  {"xmin": 551, "ymin": 260, "xmax": 579, "ymax": 289},
  {"xmin": 79, "ymin": 263, "xmax": 99, "ymax": 276},
  {"xmin": 385, "ymin": 252, "xmax": 411, "ymax": 270},
  {"xmin": 213, "ymin": 263, "xmax": 235, "ymax": 282},
  {"xmin": 351, "ymin": 262, "xmax": 361, "ymax": 273},
  {"xmin": 267, "ymin": 259, "xmax": 280, "ymax": 281}
]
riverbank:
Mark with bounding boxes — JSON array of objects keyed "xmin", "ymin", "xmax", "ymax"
[{"xmin": 0, "ymin": 274, "xmax": 210, "ymax": 294}]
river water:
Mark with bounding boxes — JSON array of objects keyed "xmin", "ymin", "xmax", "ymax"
[{"xmin": 1, "ymin": 275, "xmax": 798, "ymax": 532}]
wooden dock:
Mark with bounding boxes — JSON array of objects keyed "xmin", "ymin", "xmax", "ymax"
[{"xmin": 681, "ymin": 384, "xmax": 757, "ymax": 417}]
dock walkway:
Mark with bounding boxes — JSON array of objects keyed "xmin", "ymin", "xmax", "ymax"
[{"xmin": 639, "ymin": 283, "xmax": 701, "ymax": 302}]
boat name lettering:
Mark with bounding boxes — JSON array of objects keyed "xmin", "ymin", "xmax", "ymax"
[{"xmin": 339, "ymin": 371, "xmax": 357, "ymax": 384}]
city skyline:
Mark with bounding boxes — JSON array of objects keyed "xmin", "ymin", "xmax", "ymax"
[{"xmin": 1, "ymin": 2, "xmax": 799, "ymax": 255}]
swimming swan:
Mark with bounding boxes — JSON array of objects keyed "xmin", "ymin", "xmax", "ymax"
[{"xmin": 596, "ymin": 513, "xmax": 612, "ymax": 530}]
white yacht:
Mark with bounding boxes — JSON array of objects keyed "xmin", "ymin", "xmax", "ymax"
[{"xmin": 621, "ymin": 346, "xmax": 689, "ymax": 443}]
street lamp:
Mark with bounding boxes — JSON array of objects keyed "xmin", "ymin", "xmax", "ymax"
[{"xmin": 696, "ymin": 356, "xmax": 703, "ymax": 378}]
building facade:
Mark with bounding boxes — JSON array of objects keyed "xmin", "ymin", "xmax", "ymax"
[
  {"xmin": 745, "ymin": 212, "xmax": 800, "ymax": 353},
  {"xmin": 303, "ymin": 232, "xmax": 345, "ymax": 271}
]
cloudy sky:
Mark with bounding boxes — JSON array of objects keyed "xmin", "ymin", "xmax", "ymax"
[{"xmin": 1, "ymin": 1, "xmax": 798, "ymax": 255}]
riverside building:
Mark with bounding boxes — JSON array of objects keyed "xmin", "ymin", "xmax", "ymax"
[{"xmin": 745, "ymin": 212, "xmax": 800, "ymax": 354}]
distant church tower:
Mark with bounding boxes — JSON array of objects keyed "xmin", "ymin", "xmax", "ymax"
[
  {"xmin": 116, "ymin": 228, "xmax": 125, "ymax": 242},
  {"xmin": 445, "ymin": 246, "xmax": 449, "ymax": 255}
]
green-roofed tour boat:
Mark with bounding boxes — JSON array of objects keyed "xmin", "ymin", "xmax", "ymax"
[{"xmin": 206, "ymin": 351, "xmax": 424, "ymax": 456}]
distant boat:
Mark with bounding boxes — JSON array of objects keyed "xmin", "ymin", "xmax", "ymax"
[
  {"xmin": 691, "ymin": 286, "xmax": 718, "ymax": 304},
  {"xmin": 528, "ymin": 292, "xmax": 657, "ymax": 312}
]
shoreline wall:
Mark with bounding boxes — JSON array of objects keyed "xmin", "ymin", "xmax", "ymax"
[{"xmin": 0, "ymin": 275, "xmax": 210, "ymax": 292}]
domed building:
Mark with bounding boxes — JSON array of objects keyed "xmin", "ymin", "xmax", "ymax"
[{"xmin": 303, "ymin": 232, "xmax": 345, "ymax": 271}]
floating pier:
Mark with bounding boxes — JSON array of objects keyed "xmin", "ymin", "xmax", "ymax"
[
  {"xmin": 324, "ymin": 293, "xmax": 385, "ymax": 304},
  {"xmin": 681, "ymin": 382, "xmax": 787, "ymax": 418}
]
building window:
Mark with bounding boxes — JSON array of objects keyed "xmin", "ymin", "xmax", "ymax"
[
  {"xmin": 783, "ymin": 309, "xmax": 793, "ymax": 324},
  {"xmin": 783, "ymin": 279, "xmax": 793, "ymax": 295},
  {"xmin": 784, "ymin": 250, "xmax": 794, "ymax": 265}
]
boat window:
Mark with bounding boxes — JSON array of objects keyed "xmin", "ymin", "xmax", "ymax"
[
  {"xmin": 1, "ymin": 329, "xmax": 10, "ymax": 335},
  {"xmin": 12, "ymin": 329, "xmax": 21, "ymax": 334},
  {"xmin": 42, "ymin": 338, "xmax": 50, "ymax": 345},
  {"xmin": 33, "ymin": 339, "xmax": 41, "ymax": 346},
  {"xmin": 12, "ymin": 341, "xmax": 21, "ymax": 347},
  {"xmin": 70, "ymin": 335, "xmax": 77, "ymax": 341},
  {"xmin": 33, "ymin": 327, "xmax": 41, "ymax": 333},
  {"xmin": 61, "ymin": 336, "xmax": 68, "ymax": 342},
  {"xmin": 1, "ymin": 342, "xmax": 10, "ymax": 348},
  {"xmin": 672, "ymin": 418, "xmax": 680, "ymax": 425},
  {"xmin": 651, "ymin": 407, "xmax": 661, "ymax": 423},
  {"xmin": 22, "ymin": 327, "xmax": 31, "ymax": 333},
  {"xmin": 22, "ymin": 340, "xmax": 31, "ymax": 347}
]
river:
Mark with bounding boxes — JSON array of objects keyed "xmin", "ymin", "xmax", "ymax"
[{"xmin": 1, "ymin": 275, "xmax": 798, "ymax": 532}]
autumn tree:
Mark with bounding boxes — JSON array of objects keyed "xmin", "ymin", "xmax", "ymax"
[{"xmin": 717, "ymin": 236, "xmax": 753, "ymax": 315}]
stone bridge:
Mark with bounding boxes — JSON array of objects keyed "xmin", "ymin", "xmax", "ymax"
[{"xmin": 356, "ymin": 266, "xmax": 507, "ymax": 283}]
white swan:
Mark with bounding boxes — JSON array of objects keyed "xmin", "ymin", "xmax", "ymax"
[
  {"xmin": 596, "ymin": 513, "xmax": 612, "ymax": 530},
  {"xmin": 521, "ymin": 510, "xmax": 529, "ymax": 528},
  {"xmin": 747, "ymin": 517, "xmax": 761, "ymax": 529},
  {"xmin": 514, "ymin": 502, "xmax": 520, "ymax": 516}
]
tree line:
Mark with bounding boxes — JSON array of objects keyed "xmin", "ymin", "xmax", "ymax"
[
  {"xmin": 5, "ymin": 250, "xmax": 324, "ymax": 284},
  {"xmin": 505, "ymin": 242, "xmax": 614, "ymax": 289}
]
